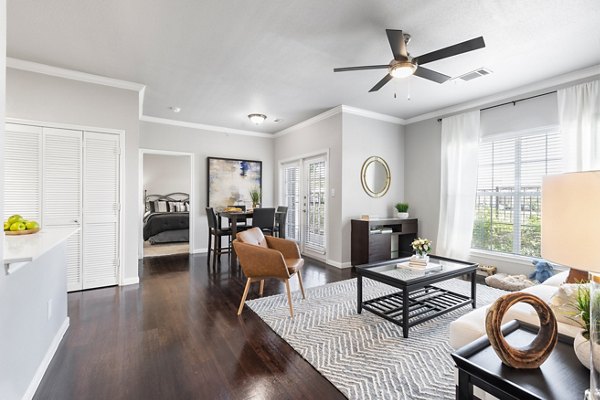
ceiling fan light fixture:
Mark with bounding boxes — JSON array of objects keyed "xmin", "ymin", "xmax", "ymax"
[
  {"xmin": 389, "ymin": 61, "xmax": 417, "ymax": 78},
  {"xmin": 248, "ymin": 113, "xmax": 267, "ymax": 124}
]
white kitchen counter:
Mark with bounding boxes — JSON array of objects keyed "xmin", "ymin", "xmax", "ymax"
[{"xmin": 3, "ymin": 227, "xmax": 79, "ymax": 270}]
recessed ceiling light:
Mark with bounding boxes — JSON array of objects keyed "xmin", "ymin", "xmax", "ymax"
[
  {"xmin": 273, "ymin": 118, "xmax": 283, "ymax": 123},
  {"xmin": 169, "ymin": 106, "xmax": 181, "ymax": 113},
  {"xmin": 248, "ymin": 113, "xmax": 267, "ymax": 124}
]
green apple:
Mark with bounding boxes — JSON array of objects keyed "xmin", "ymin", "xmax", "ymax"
[
  {"xmin": 25, "ymin": 221, "xmax": 39, "ymax": 230},
  {"xmin": 10, "ymin": 222, "xmax": 26, "ymax": 231},
  {"xmin": 3, "ymin": 221, "xmax": 10, "ymax": 231},
  {"xmin": 7, "ymin": 214, "xmax": 24, "ymax": 225}
]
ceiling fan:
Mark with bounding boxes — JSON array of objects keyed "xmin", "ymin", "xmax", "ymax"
[{"xmin": 333, "ymin": 29, "xmax": 485, "ymax": 92}]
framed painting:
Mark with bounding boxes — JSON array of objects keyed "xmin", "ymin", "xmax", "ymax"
[{"xmin": 207, "ymin": 157, "xmax": 262, "ymax": 208}]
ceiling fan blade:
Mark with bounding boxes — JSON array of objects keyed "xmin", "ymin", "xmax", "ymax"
[
  {"xmin": 413, "ymin": 67, "xmax": 451, "ymax": 83},
  {"xmin": 415, "ymin": 36, "xmax": 485, "ymax": 65},
  {"xmin": 333, "ymin": 65, "xmax": 389, "ymax": 72},
  {"xmin": 386, "ymin": 29, "xmax": 408, "ymax": 61},
  {"xmin": 369, "ymin": 74, "xmax": 393, "ymax": 92}
]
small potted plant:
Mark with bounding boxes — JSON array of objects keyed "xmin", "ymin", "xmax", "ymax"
[
  {"xmin": 568, "ymin": 285, "xmax": 600, "ymax": 369},
  {"xmin": 395, "ymin": 202, "xmax": 409, "ymax": 219},
  {"xmin": 249, "ymin": 187, "xmax": 261, "ymax": 209}
]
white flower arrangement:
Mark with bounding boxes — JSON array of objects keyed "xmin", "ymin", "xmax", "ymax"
[{"xmin": 411, "ymin": 237, "xmax": 432, "ymax": 256}]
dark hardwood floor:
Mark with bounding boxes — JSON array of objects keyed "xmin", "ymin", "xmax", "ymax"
[{"xmin": 34, "ymin": 253, "xmax": 354, "ymax": 400}]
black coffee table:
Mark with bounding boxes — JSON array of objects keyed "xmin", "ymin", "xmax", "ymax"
[
  {"xmin": 356, "ymin": 255, "xmax": 477, "ymax": 338},
  {"xmin": 452, "ymin": 320, "xmax": 588, "ymax": 400}
]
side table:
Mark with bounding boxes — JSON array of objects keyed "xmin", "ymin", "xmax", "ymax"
[{"xmin": 452, "ymin": 320, "xmax": 588, "ymax": 400}]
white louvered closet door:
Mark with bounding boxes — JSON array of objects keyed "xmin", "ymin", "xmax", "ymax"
[
  {"xmin": 4, "ymin": 123, "xmax": 42, "ymax": 221},
  {"xmin": 83, "ymin": 131, "xmax": 120, "ymax": 290},
  {"xmin": 43, "ymin": 127, "xmax": 83, "ymax": 291}
]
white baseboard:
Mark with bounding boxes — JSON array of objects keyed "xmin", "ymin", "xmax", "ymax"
[
  {"xmin": 192, "ymin": 248, "xmax": 208, "ymax": 254},
  {"xmin": 121, "ymin": 276, "xmax": 140, "ymax": 286},
  {"xmin": 326, "ymin": 259, "xmax": 353, "ymax": 269},
  {"xmin": 23, "ymin": 317, "xmax": 70, "ymax": 400}
]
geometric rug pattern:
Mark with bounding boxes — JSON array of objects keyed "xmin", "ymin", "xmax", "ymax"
[{"xmin": 247, "ymin": 277, "xmax": 508, "ymax": 400}]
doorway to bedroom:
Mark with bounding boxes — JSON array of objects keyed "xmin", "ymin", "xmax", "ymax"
[{"xmin": 140, "ymin": 150, "xmax": 194, "ymax": 258}]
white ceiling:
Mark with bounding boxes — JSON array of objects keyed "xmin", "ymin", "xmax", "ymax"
[{"xmin": 7, "ymin": 0, "xmax": 600, "ymax": 133}]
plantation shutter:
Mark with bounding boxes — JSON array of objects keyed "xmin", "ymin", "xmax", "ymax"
[
  {"xmin": 4, "ymin": 123, "xmax": 42, "ymax": 222},
  {"xmin": 43, "ymin": 127, "xmax": 83, "ymax": 291},
  {"xmin": 83, "ymin": 131, "xmax": 120, "ymax": 289},
  {"xmin": 281, "ymin": 162, "xmax": 300, "ymax": 240},
  {"xmin": 303, "ymin": 156, "xmax": 326, "ymax": 253}
]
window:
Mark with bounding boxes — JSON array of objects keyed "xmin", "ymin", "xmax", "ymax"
[{"xmin": 472, "ymin": 128, "xmax": 562, "ymax": 257}]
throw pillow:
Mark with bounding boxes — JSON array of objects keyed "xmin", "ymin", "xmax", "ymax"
[
  {"xmin": 156, "ymin": 201, "xmax": 168, "ymax": 213},
  {"xmin": 566, "ymin": 268, "xmax": 589, "ymax": 283},
  {"xmin": 550, "ymin": 283, "xmax": 586, "ymax": 328}
]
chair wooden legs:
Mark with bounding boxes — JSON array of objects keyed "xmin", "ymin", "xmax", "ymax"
[
  {"xmin": 259, "ymin": 280, "xmax": 264, "ymax": 296},
  {"xmin": 284, "ymin": 279, "xmax": 294, "ymax": 318},
  {"xmin": 237, "ymin": 278, "xmax": 252, "ymax": 315},
  {"xmin": 297, "ymin": 272, "xmax": 306, "ymax": 300}
]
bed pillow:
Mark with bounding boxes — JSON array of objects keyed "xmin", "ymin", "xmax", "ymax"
[{"xmin": 155, "ymin": 201, "xmax": 168, "ymax": 212}]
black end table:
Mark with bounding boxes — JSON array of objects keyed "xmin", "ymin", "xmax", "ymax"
[
  {"xmin": 452, "ymin": 320, "xmax": 588, "ymax": 400},
  {"xmin": 356, "ymin": 255, "xmax": 477, "ymax": 338}
]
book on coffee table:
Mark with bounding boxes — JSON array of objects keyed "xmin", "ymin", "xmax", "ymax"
[{"xmin": 396, "ymin": 261, "xmax": 442, "ymax": 271}]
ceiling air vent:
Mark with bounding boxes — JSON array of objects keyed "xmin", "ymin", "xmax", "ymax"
[{"xmin": 455, "ymin": 68, "xmax": 493, "ymax": 82}]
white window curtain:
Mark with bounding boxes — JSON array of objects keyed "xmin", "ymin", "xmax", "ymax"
[
  {"xmin": 557, "ymin": 79, "xmax": 600, "ymax": 172},
  {"xmin": 436, "ymin": 110, "xmax": 480, "ymax": 259}
]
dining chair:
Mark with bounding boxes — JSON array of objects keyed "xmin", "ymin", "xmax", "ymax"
[
  {"xmin": 206, "ymin": 207, "xmax": 232, "ymax": 265},
  {"xmin": 273, "ymin": 206, "xmax": 288, "ymax": 238},
  {"xmin": 233, "ymin": 228, "xmax": 305, "ymax": 317},
  {"xmin": 251, "ymin": 207, "xmax": 276, "ymax": 236}
]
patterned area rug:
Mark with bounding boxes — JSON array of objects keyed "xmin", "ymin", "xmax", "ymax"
[{"xmin": 246, "ymin": 277, "xmax": 507, "ymax": 400}]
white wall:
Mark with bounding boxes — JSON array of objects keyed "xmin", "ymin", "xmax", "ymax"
[
  {"xmin": 341, "ymin": 113, "xmax": 404, "ymax": 264},
  {"xmin": 139, "ymin": 121, "xmax": 274, "ymax": 253},
  {"xmin": 6, "ymin": 68, "xmax": 140, "ymax": 283},
  {"xmin": 0, "ymin": 243, "xmax": 69, "ymax": 400},
  {"xmin": 274, "ymin": 113, "xmax": 343, "ymax": 265},
  {"xmin": 143, "ymin": 153, "xmax": 191, "ymax": 196}
]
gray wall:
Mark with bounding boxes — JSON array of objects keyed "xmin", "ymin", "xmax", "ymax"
[
  {"xmin": 143, "ymin": 153, "xmax": 191, "ymax": 196},
  {"xmin": 404, "ymin": 118, "xmax": 442, "ymax": 245},
  {"xmin": 274, "ymin": 113, "xmax": 343, "ymax": 264},
  {"xmin": 6, "ymin": 69, "xmax": 141, "ymax": 282},
  {"xmin": 139, "ymin": 121, "xmax": 274, "ymax": 253},
  {"xmin": 341, "ymin": 113, "xmax": 404, "ymax": 263}
]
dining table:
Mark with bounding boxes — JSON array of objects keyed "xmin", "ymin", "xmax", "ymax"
[{"xmin": 216, "ymin": 209, "xmax": 286, "ymax": 265}]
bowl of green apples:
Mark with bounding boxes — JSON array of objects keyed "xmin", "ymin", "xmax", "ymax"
[{"xmin": 4, "ymin": 214, "xmax": 40, "ymax": 235}]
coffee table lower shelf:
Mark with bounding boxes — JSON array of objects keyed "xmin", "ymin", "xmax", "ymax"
[{"xmin": 362, "ymin": 285, "xmax": 472, "ymax": 331}]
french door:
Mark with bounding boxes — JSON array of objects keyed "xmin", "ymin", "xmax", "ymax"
[{"xmin": 280, "ymin": 154, "xmax": 327, "ymax": 256}]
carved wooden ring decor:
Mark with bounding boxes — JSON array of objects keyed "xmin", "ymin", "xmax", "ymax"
[{"xmin": 485, "ymin": 292, "xmax": 558, "ymax": 369}]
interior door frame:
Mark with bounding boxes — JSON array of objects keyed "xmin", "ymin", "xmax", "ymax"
[
  {"xmin": 6, "ymin": 117, "xmax": 126, "ymax": 287},
  {"xmin": 278, "ymin": 149, "xmax": 329, "ymax": 261},
  {"xmin": 138, "ymin": 148, "xmax": 196, "ymax": 258}
]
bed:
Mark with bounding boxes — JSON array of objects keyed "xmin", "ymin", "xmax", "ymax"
[{"xmin": 143, "ymin": 192, "xmax": 190, "ymax": 244}]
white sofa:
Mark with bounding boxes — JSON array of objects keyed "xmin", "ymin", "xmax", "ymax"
[
  {"xmin": 449, "ymin": 270, "xmax": 582, "ymax": 350},
  {"xmin": 449, "ymin": 270, "xmax": 583, "ymax": 400}
]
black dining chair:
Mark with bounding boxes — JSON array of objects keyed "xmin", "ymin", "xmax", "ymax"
[
  {"xmin": 273, "ymin": 206, "xmax": 288, "ymax": 238},
  {"xmin": 251, "ymin": 207, "xmax": 276, "ymax": 236},
  {"xmin": 206, "ymin": 207, "xmax": 232, "ymax": 265}
]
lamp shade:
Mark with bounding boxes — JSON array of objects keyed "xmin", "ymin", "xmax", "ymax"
[{"xmin": 541, "ymin": 170, "xmax": 600, "ymax": 272}]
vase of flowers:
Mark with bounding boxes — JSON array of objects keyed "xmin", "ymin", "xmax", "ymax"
[{"xmin": 411, "ymin": 237, "xmax": 431, "ymax": 260}]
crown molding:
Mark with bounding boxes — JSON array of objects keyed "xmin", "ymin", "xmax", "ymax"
[
  {"xmin": 341, "ymin": 105, "xmax": 405, "ymax": 125},
  {"xmin": 273, "ymin": 106, "xmax": 343, "ymax": 138},
  {"xmin": 404, "ymin": 64, "xmax": 600, "ymax": 125},
  {"xmin": 140, "ymin": 115, "xmax": 273, "ymax": 138},
  {"xmin": 7, "ymin": 57, "xmax": 146, "ymax": 93}
]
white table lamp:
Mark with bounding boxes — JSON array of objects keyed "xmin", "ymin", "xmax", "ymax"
[{"xmin": 542, "ymin": 170, "xmax": 600, "ymax": 399}]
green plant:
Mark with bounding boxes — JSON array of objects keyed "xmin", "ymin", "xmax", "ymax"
[
  {"xmin": 395, "ymin": 202, "xmax": 409, "ymax": 213},
  {"xmin": 574, "ymin": 285, "xmax": 591, "ymax": 339},
  {"xmin": 249, "ymin": 187, "xmax": 261, "ymax": 205}
]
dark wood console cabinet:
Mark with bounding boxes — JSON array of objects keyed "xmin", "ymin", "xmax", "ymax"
[{"xmin": 351, "ymin": 218, "xmax": 418, "ymax": 266}]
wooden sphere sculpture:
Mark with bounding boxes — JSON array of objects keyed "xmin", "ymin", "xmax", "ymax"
[{"xmin": 485, "ymin": 292, "xmax": 558, "ymax": 369}]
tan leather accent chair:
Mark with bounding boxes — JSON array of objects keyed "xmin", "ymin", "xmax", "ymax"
[{"xmin": 233, "ymin": 228, "xmax": 306, "ymax": 317}]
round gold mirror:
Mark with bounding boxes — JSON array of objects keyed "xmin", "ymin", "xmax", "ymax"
[{"xmin": 361, "ymin": 156, "xmax": 391, "ymax": 198}]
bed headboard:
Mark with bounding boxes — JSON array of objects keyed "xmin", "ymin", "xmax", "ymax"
[{"xmin": 145, "ymin": 192, "xmax": 190, "ymax": 213}]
